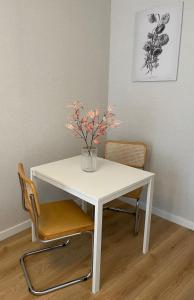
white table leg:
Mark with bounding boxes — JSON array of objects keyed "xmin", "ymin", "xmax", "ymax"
[
  {"xmin": 30, "ymin": 169, "xmax": 37, "ymax": 242},
  {"xmin": 143, "ymin": 176, "xmax": 154, "ymax": 254},
  {"xmin": 92, "ymin": 202, "xmax": 103, "ymax": 294}
]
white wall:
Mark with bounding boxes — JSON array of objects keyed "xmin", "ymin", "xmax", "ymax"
[
  {"xmin": 108, "ymin": 0, "xmax": 194, "ymax": 225},
  {"xmin": 0, "ymin": 0, "xmax": 111, "ymax": 237}
]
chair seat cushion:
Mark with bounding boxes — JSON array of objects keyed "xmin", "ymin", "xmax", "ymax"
[{"xmin": 38, "ymin": 200, "xmax": 93, "ymax": 240}]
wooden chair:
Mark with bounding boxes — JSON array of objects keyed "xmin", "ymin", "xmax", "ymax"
[
  {"xmin": 104, "ymin": 141, "xmax": 147, "ymax": 235},
  {"xmin": 18, "ymin": 163, "xmax": 94, "ymax": 296}
]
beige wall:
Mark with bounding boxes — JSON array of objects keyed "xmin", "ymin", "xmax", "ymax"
[
  {"xmin": 0, "ymin": 0, "xmax": 111, "ymax": 235},
  {"xmin": 108, "ymin": 0, "xmax": 194, "ymax": 226}
]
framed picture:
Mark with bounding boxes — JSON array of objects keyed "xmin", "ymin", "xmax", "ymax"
[{"xmin": 132, "ymin": 1, "xmax": 184, "ymax": 82}]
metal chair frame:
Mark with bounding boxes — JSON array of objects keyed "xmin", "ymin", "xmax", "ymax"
[
  {"xmin": 104, "ymin": 198, "xmax": 140, "ymax": 235},
  {"xmin": 18, "ymin": 170, "xmax": 93, "ymax": 296}
]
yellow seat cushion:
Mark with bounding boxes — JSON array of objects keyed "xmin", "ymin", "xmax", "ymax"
[
  {"xmin": 38, "ymin": 200, "xmax": 94, "ymax": 240},
  {"xmin": 124, "ymin": 187, "xmax": 142, "ymax": 200}
]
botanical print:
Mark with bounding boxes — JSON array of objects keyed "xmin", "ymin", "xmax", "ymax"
[
  {"xmin": 143, "ymin": 13, "xmax": 170, "ymax": 75},
  {"xmin": 132, "ymin": 2, "xmax": 183, "ymax": 82}
]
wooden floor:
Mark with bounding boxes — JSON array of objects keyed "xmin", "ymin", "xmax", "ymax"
[{"xmin": 1, "ymin": 202, "xmax": 194, "ymax": 300}]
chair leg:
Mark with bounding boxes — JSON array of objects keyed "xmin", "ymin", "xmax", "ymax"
[
  {"xmin": 20, "ymin": 237, "xmax": 92, "ymax": 296},
  {"xmin": 104, "ymin": 206, "xmax": 134, "ymax": 214},
  {"xmin": 104, "ymin": 202, "xmax": 141, "ymax": 235},
  {"xmin": 134, "ymin": 200, "xmax": 140, "ymax": 236}
]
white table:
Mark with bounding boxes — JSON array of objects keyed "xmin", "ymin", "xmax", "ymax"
[{"xmin": 30, "ymin": 156, "xmax": 154, "ymax": 294}]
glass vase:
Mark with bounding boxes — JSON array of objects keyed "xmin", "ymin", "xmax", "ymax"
[{"xmin": 81, "ymin": 147, "xmax": 97, "ymax": 172}]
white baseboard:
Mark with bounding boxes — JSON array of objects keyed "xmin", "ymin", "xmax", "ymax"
[
  {"xmin": 120, "ymin": 197, "xmax": 194, "ymax": 231},
  {"xmin": 0, "ymin": 219, "xmax": 31, "ymax": 241},
  {"xmin": 151, "ymin": 206, "xmax": 194, "ymax": 231}
]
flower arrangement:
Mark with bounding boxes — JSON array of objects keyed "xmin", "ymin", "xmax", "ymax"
[
  {"xmin": 143, "ymin": 12, "xmax": 170, "ymax": 74},
  {"xmin": 66, "ymin": 101, "xmax": 120, "ymax": 154}
]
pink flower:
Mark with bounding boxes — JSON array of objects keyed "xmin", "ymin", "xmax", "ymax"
[
  {"xmin": 81, "ymin": 117, "xmax": 88, "ymax": 125},
  {"xmin": 86, "ymin": 123, "xmax": 94, "ymax": 132},
  {"xmin": 66, "ymin": 124, "xmax": 74, "ymax": 130},
  {"xmin": 99, "ymin": 129, "xmax": 105, "ymax": 135},
  {"xmin": 110, "ymin": 121, "xmax": 120, "ymax": 128},
  {"xmin": 97, "ymin": 124, "xmax": 106, "ymax": 136},
  {"xmin": 95, "ymin": 108, "xmax": 100, "ymax": 117},
  {"xmin": 88, "ymin": 110, "xmax": 95, "ymax": 119},
  {"xmin": 93, "ymin": 138, "xmax": 100, "ymax": 144},
  {"xmin": 67, "ymin": 100, "xmax": 83, "ymax": 109}
]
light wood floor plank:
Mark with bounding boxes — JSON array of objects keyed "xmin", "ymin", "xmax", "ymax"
[{"xmin": 0, "ymin": 203, "xmax": 194, "ymax": 300}]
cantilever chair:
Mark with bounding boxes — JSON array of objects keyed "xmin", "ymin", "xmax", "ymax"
[
  {"xmin": 104, "ymin": 141, "xmax": 147, "ymax": 235},
  {"xmin": 18, "ymin": 163, "xmax": 94, "ymax": 296}
]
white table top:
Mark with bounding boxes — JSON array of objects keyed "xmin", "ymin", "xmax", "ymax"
[{"xmin": 31, "ymin": 156, "xmax": 154, "ymax": 205}]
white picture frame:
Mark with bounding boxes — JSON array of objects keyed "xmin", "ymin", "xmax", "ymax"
[{"xmin": 132, "ymin": 1, "xmax": 184, "ymax": 82}]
